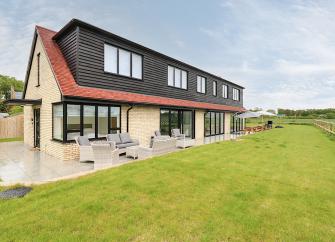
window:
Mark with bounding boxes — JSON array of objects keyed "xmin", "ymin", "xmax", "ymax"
[
  {"xmin": 52, "ymin": 103, "xmax": 121, "ymax": 142},
  {"xmin": 110, "ymin": 106, "xmax": 121, "ymax": 133},
  {"xmin": 104, "ymin": 44, "xmax": 142, "ymax": 79},
  {"xmin": 36, "ymin": 53, "xmax": 40, "ymax": 87},
  {"xmin": 98, "ymin": 106, "xmax": 108, "ymax": 137},
  {"xmin": 53, "ymin": 104, "xmax": 63, "ymax": 140},
  {"xmin": 222, "ymin": 84, "xmax": 228, "ymax": 98},
  {"xmin": 119, "ymin": 49, "xmax": 131, "ymax": 76},
  {"xmin": 66, "ymin": 104, "xmax": 81, "ymax": 141},
  {"xmin": 213, "ymin": 81, "xmax": 217, "ymax": 96},
  {"xmin": 132, "ymin": 53, "xmax": 142, "ymax": 79},
  {"xmin": 197, "ymin": 76, "xmax": 206, "ymax": 93},
  {"xmin": 204, "ymin": 111, "xmax": 225, "ymax": 137},
  {"xmin": 167, "ymin": 65, "xmax": 187, "ymax": 89},
  {"xmin": 233, "ymin": 88, "xmax": 240, "ymax": 101},
  {"xmin": 83, "ymin": 105, "xmax": 96, "ymax": 139}
]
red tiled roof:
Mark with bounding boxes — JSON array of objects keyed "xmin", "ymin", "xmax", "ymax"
[{"xmin": 36, "ymin": 26, "xmax": 245, "ymax": 112}]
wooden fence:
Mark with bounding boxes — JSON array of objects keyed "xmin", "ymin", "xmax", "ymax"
[
  {"xmin": 0, "ymin": 114, "xmax": 24, "ymax": 139},
  {"xmin": 314, "ymin": 119, "xmax": 335, "ymax": 135}
]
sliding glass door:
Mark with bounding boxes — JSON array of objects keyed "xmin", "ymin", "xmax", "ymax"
[
  {"xmin": 204, "ymin": 111, "xmax": 225, "ymax": 137},
  {"xmin": 160, "ymin": 109, "xmax": 194, "ymax": 138}
]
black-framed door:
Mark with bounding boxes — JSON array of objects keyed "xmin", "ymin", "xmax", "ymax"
[
  {"xmin": 34, "ymin": 108, "xmax": 40, "ymax": 148},
  {"xmin": 204, "ymin": 111, "xmax": 225, "ymax": 137},
  {"xmin": 160, "ymin": 109, "xmax": 195, "ymax": 138}
]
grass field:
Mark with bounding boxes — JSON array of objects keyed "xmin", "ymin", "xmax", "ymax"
[
  {"xmin": 0, "ymin": 125, "xmax": 335, "ymax": 241},
  {"xmin": 246, "ymin": 117, "xmax": 335, "ymax": 126}
]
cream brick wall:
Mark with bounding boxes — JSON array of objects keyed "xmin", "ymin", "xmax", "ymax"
[
  {"xmin": 23, "ymin": 35, "xmax": 79, "ymax": 160},
  {"xmin": 124, "ymin": 105, "xmax": 160, "ymax": 147},
  {"xmin": 195, "ymin": 110, "xmax": 205, "ymax": 140},
  {"xmin": 225, "ymin": 112, "xmax": 231, "ymax": 134}
]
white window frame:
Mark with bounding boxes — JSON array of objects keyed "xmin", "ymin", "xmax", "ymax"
[
  {"xmin": 222, "ymin": 84, "xmax": 228, "ymax": 99},
  {"xmin": 197, "ymin": 76, "xmax": 206, "ymax": 94},
  {"xmin": 167, "ymin": 65, "xmax": 187, "ymax": 89},
  {"xmin": 104, "ymin": 43, "xmax": 143, "ymax": 80},
  {"xmin": 233, "ymin": 88, "xmax": 240, "ymax": 101}
]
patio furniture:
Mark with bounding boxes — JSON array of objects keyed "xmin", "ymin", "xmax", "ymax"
[
  {"xmin": 126, "ymin": 145, "xmax": 140, "ymax": 159},
  {"xmin": 154, "ymin": 130, "xmax": 171, "ymax": 140},
  {"xmin": 171, "ymin": 129, "xmax": 185, "ymax": 140},
  {"xmin": 75, "ymin": 136, "xmax": 94, "ymax": 162},
  {"xmin": 106, "ymin": 133, "xmax": 139, "ymax": 154},
  {"xmin": 91, "ymin": 143, "xmax": 119, "ymax": 164},
  {"xmin": 176, "ymin": 138, "xmax": 195, "ymax": 149},
  {"xmin": 138, "ymin": 138, "xmax": 176, "ymax": 159}
]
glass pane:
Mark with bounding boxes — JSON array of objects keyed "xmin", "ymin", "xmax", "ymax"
[
  {"xmin": 160, "ymin": 109, "xmax": 170, "ymax": 135},
  {"xmin": 174, "ymin": 68, "xmax": 181, "ymax": 88},
  {"xmin": 182, "ymin": 111, "xmax": 192, "ymax": 137},
  {"xmin": 104, "ymin": 44, "xmax": 117, "ymax": 73},
  {"xmin": 83, "ymin": 105, "xmax": 95, "ymax": 139},
  {"xmin": 98, "ymin": 106, "xmax": 108, "ymax": 137},
  {"xmin": 220, "ymin": 113, "xmax": 224, "ymax": 133},
  {"xmin": 202, "ymin": 78, "xmax": 206, "ymax": 93},
  {"xmin": 213, "ymin": 82, "xmax": 217, "ymax": 96},
  {"xmin": 110, "ymin": 106, "xmax": 120, "ymax": 130},
  {"xmin": 67, "ymin": 104, "xmax": 80, "ymax": 140},
  {"xmin": 210, "ymin": 112, "xmax": 215, "ymax": 135},
  {"xmin": 215, "ymin": 112, "xmax": 220, "ymax": 135},
  {"xmin": 181, "ymin": 71, "xmax": 187, "ymax": 89},
  {"xmin": 132, "ymin": 53, "xmax": 142, "ymax": 79},
  {"xmin": 53, "ymin": 104, "xmax": 63, "ymax": 140},
  {"xmin": 197, "ymin": 76, "xmax": 201, "ymax": 92},
  {"xmin": 168, "ymin": 66, "xmax": 174, "ymax": 86},
  {"xmin": 119, "ymin": 49, "xmax": 130, "ymax": 76},
  {"xmin": 205, "ymin": 112, "xmax": 211, "ymax": 136},
  {"xmin": 170, "ymin": 110, "xmax": 179, "ymax": 131}
]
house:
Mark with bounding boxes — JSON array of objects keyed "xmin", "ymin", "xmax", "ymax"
[{"xmin": 6, "ymin": 19, "xmax": 245, "ymax": 161}]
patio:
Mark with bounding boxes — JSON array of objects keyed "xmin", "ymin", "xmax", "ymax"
[{"xmin": 0, "ymin": 134, "xmax": 244, "ymax": 184}]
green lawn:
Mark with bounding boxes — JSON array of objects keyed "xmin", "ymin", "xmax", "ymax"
[
  {"xmin": 0, "ymin": 137, "xmax": 23, "ymax": 142},
  {"xmin": 1, "ymin": 126, "xmax": 335, "ymax": 241}
]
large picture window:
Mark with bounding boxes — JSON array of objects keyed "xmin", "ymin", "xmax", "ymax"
[
  {"xmin": 204, "ymin": 111, "xmax": 225, "ymax": 137},
  {"xmin": 52, "ymin": 103, "xmax": 121, "ymax": 142},
  {"xmin": 167, "ymin": 65, "xmax": 187, "ymax": 89},
  {"xmin": 104, "ymin": 44, "xmax": 143, "ymax": 79}
]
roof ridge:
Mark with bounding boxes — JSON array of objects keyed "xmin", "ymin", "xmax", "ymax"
[{"xmin": 36, "ymin": 25, "xmax": 57, "ymax": 34}]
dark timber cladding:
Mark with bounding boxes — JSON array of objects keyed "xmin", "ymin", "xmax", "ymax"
[{"xmin": 54, "ymin": 19, "xmax": 244, "ymax": 108}]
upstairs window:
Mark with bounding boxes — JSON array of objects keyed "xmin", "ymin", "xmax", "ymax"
[
  {"xmin": 104, "ymin": 44, "xmax": 142, "ymax": 79},
  {"xmin": 168, "ymin": 65, "xmax": 187, "ymax": 89},
  {"xmin": 36, "ymin": 53, "xmax": 40, "ymax": 87},
  {"xmin": 213, "ymin": 81, "xmax": 217, "ymax": 96},
  {"xmin": 222, "ymin": 84, "xmax": 228, "ymax": 98},
  {"xmin": 233, "ymin": 88, "xmax": 240, "ymax": 101},
  {"xmin": 197, "ymin": 76, "xmax": 206, "ymax": 93}
]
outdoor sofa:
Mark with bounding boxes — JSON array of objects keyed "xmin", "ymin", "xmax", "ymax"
[{"xmin": 106, "ymin": 133, "xmax": 139, "ymax": 154}]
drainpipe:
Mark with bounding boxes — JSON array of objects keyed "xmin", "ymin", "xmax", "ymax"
[{"xmin": 126, "ymin": 105, "xmax": 134, "ymax": 132}]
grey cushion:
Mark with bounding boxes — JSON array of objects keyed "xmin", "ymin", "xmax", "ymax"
[
  {"xmin": 120, "ymin": 133, "xmax": 132, "ymax": 143},
  {"xmin": 78, "ymin": 136, "xmax": 90, "ymax": 146},
  {"xmin": 154, "ymin": 130, "xmax": 161, "ymax": 136},
  {"xmin": 107, "ymin": 134, "xmax": 122, "ymax": 144},
  {"xmin": 117, "ymin": 142, "xmax": 137, "ymax": 149}
]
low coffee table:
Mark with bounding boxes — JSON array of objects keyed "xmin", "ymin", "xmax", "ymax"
[
  {"xmin": 176, "ymin": 138, "xmax": 195, "ymax": 149},
  {"xmin": 126, "ymin": 146, "xmax": 139, "ymax": 159}
]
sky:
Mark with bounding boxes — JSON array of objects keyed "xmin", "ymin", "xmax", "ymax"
[{"xmin": 0, "ymin": 0, "xmax": 335, "ymax": 110}]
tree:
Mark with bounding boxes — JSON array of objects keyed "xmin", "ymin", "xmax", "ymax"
[
  {"xmin": 0, "ymin": 75, "xmax": 24, "ymax": 113},
  {"xmin": 266, "ymin": 109, "xmax": 276, "ymax": 114}
]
